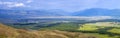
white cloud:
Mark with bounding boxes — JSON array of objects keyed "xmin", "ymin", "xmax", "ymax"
[
  {"xmin": 0, "ymin": 1, "xmax": 26, "ymax": 8},
  {"xmin": 8, "ymin": 3, "xmax": 25, "ymax": 7},
  {"xmin": 26, "ymin": 0, "xmax": 33, "ymax": 3},
  {"xmin": 0, "ymin": 2, "xmax": 13, "ymax": 5}
]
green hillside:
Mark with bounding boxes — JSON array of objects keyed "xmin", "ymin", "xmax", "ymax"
[
  {"xmin": 0, "ymin": 23, "xmax": 95, "ymax": 38},
  {"xmin": 40, "ymin": 22, "xmax": 120, "ymax": 38}
]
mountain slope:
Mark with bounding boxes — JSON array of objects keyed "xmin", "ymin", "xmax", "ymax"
[
  {"xmin": 73, "ymin": 8, "xmax": 120, "ymax": 16},
  {"xmin": 0, "ymin": 9, "xmax": 67, "ymax": 19},
  {"xmin": 0, "ymin": 23, "xmax": 95, "ymax": 38},
  {"xmin": 0, "ymin": 9, "xmax": 68, "ymax": 23},
  {"xmin": 1, "ymin": 8, "xmax": 120, "ymax": 17}
]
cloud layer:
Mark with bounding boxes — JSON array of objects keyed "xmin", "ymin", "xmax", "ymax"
[
  {"xmin": 0, "ymin": 0, "xmax": 120, "ymax": 12},
  {"xmin": 0, "ymin": 0, "xmax": 32, "ymax": 9},
  {"xmin": 36, "ymin": 0, "xmax": 120, "ymax": 12},
  {"xmin": 0, "ymin": 2, "xmax": 25, "ymax": 7}
]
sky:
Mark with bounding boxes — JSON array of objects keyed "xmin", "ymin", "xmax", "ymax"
[{"xmin": 0, "ymin": 0, "xmax": 120, "ymax": 12}]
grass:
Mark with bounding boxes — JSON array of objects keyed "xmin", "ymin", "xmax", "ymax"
[
  {"xmin": 0, "ymin": 23, "xmax": 95, "ymax": 38},
  {"xmin": 77, "ymin": 22, "xmax": 120, "ymax": 38},
  {"xmin": 40, "ymin": 23, "xmax": 80, "ymax": 31},
  {"xmin": 107, "ymin": 28, "xmax": 120, "ymax": 34},
  {"xmin": 78, "ymin": 22, "xmax": 120, "ymax": 31},
  {"xmin": 89, "ymin": 33, "xmax": 120, "ymax": 38},
  {"xmin": 78, "ymin": 24, "xmax": 98, "ymax": 31},
  {"xmin": 1, "ymin": 22, "xmax": 120, "ymax": 38}
]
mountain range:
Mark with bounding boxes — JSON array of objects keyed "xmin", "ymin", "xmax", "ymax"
[
  {"xmin": 73, "ymin": 8, "xmax": 120, "ymax": 16},
  {"xmin": 0, "ymin": 9, "xmax": 66, "ymax": 19},
  {"xmin": 0, "ymin": 8, "xmax": 120, "ymax": 19}
]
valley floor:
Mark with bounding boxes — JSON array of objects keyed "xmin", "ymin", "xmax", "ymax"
[{"xmin": 1, "ymin": 22, "xmax": 120, "ymax": 38}]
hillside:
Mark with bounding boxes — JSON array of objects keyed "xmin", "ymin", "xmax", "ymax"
[
  {"xmin": 73, "ymin": 8, "xmax": 120, "ymax": 16},
  {"xmin": 0, "ymin": 23, "xmax": 95, "ymax": 38},
  {"xmin": 0, "ymin": 9, "xmax": 67, "ymax": 19},
  {"xmin": 1, "ymin": 8, "xmax": 120, "ymax": 18}
]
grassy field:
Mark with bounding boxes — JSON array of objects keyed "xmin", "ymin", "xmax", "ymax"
[
  {"xmin": 3, "ymin": 22, "xmax": 120, "ymax": 38},
  {"xmin": 40, "ymin": 23, "xmax": 80, "ymax": 31},
  {"xmin": 0, "ymin": 23, "xmax": 97, "ymax": 38},
  {"xmin": 77, "ymin": 22, "xmax": 120, "ymax": 38},
  {"xmin": 107, "ymin": 28, "xmax": 120, "ymax": 34}
]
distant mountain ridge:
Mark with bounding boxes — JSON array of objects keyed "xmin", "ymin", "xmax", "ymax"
[
  {"xmin": 0, "ymin": 8, "xmax": 120, "ymax": 19},
  {"xmin": 0, "ymin": 9, "xmax": 68, "ymax": 19},
  {"xmin": 73, "ymin": 8, "xmax": 120, "ymax": 16}
]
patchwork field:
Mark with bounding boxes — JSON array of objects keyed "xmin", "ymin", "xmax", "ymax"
[
  {"xmin": 1, "ymin": 21, "xmax": 120, "ymax": 38},
  {"xmin": 78, "ymin": 22, "xmax": 120, "ymax": 38}
]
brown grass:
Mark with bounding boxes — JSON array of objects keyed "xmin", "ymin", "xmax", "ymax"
[{"xmin": 0, "ymin": 23, "xmax": 96, "ymax": 38}]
